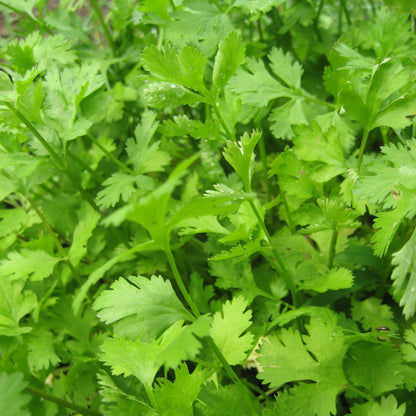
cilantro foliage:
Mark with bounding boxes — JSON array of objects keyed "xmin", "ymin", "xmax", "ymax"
[{"xmin": 1, "ymin": 1, "xmax": 416, "ymax": 415}]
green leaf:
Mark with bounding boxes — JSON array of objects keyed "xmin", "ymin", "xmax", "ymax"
[
  {"xmin": 125, "ymin": 154, "xmax": 198, "ymax": 243},
  {"xmin": 269, "ymin": 99, "xmax": 307, "ymax": 140},
  {"xmin": 96, "ymin": 173, "xmax": 155, "ymax": 208},
  {"xmin": 164, "ymin": 1, "xmax": 234, "ymax": 57},
  {"xmin": 351, "ymin": 297, "xmax": 398, "ymax": 332},
  {"xmin": 257, "ymin": 317, "xmax": 348, "ymax": 412},
  {"xmin": 27, "ymin": 330, "xmax": 60, "ymax": 371},
  {"xmin": 195, "ymin": 381, "xmax": 260, "ymax": 415},
  {"xmin": 231, "ymin": 0, "xmax": 286, "ymax": 14},
  {"xmin": 348, "ymin": 395, "xmax": 405, "ymax": 416},
  {"xmin": 223, "ymin": 130, "xmax": 261, "ymax": 191},
  {"xmin": 209, "ymin": 258, "xmax": 265, "ymax": 303},
  {"xmin": 0, "ymin": 278, "xmax": 36, "ymax": 336},
  {"xmin": 142, "ymin": 44, "xmax": 208, "ymax": 94},
  {"xmin": 293, "ymin": 122, "xmax": 347, "ymax": 183},
  {"xmin": 391, "ymin": 227, "xmax": 416, "ymax": 319},
  {"xmin": 144, "ymin": 82, "xmax": 206, "ymax": 108},
  {"xmin": 68, "ymin": 206, "xmax": 100, "ymax": 266},
  {"xmin": 0, "ymin": 372, "xmax": 30, "ymax": 416},
  {"xmin": 166, "ymin": 189, "xmax": 252, "ymax": 232},
  {"xmin": 212, "ymin": 31, "xmax": 245, "ymax": 91},
  {"xmin": 154, "ymin": 364, "xmax": 208, "ymax": 416},
  {"xmin": 228, "ymin": 53, "xmax": 291, "ymax": 107},
  {"xmin": 0, "ymin": 249, "xmax": 61, "ymax": 281},
  {"xmin": 271, "ymin": 382, "xmax": 343, "ymax": 416},
  {"xmin": 100, "ymin": 317, "xmax": 210, "ymax": 388},
  {"xmin": 159, "ymin": 115, "xmax": 219, "ymax": 141},
  {"xmin": 94, "ymin": 275, "xmax": 194, "ymax": 341},
  {"xmin": 42, "ymin": 62, "xmax": 105, "ymax": 140},
  {"xmin": 210, "ymin": 296, "xmax": 254, "ymax": 365},
  {"xmin": 345, "ymin": 342, "xmax": 405, "ymax": 397},
  {"xmin": 301, "ymin": 267, "xmax": 354, "ymax": 293},
  {"xmin": 140, "ymin": 0, "xmax": 170, "ymax": 20}
]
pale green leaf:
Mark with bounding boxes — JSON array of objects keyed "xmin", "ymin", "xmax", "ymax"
[
  {"xmin": 68, "ymin": 206, "xmax": 100, "ymax": 266},
  {"xmin": 345, "ymin": 342, "xmax": 405, "ymax": 397},
  {"xmin": 351, "ymin": 297, "xmax": 398, "ymax": 332},
  {"xmin": 348, "ymin": 395, "xmax": 405, "ymax": 416},
  {"xmin": 154, "ymin": 364, "xmax": 208, "ymax": 416},
  {"xmin": 94, "ymin": 275, "xmax": 194, "ymax": 341},
  {"xmin": 213, "ymin": 31, "xmax": 245, "ymax": 91},
  {"xmin": 0, "ymin": 279, "xmax": 37, "ymax": 336},
  {"xmin": 210, "ymin": 296, "xmax": 254, "ymax": 365},
  {"xmin": 301, "ymin": 267, "xmax": 354, "ymax": 293},
  {"xmin": 0, "ymin": 373, "xmax": 30, "ymax": 416},
  {"xmin": 0, "ymin": 249, "xmax": 61, "ymax": 281},
  {"xmin": 223, "ymin": 130, "xmax": 261, "ymax": 191},
  {"xmin": 391, "ymin": 228, "xmax": 416, "ymax": 319},
  {"xmin": 100, "ymin": 318, "xmax": 210, "ymax": 388},
  {"xmin": 142, "ymin": 44, "xmax": 208, "ymax": 94}
]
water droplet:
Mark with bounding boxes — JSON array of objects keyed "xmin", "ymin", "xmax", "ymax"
[
  {"xmin": 411, "ymin": 287, "xmax": 416, "ymax": 293},
  {"xmin": 170, "ymin": 83, "xmax": 176, "ymax": 88}
]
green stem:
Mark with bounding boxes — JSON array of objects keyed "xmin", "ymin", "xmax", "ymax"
[
  {"xmin": 340, "ymin": 0, "xmax": 351, "ymax": 26},
  {"xmin": 165, "ymin": 244, "xmax": 201, "ymax": 317},
  {"xmin": 26, "ymin": 195, "xmax": 83, "ymax": 285},
  {"xmin": 165, "ymin": 243, "xmax": 257, "ymax": 414},
  {"xmin": 88, "ymin": 0, "xmax": 116, "ymax": 56},
  {"xmin": 67, "ymin": 149, "xmax": 105, "ymax": 184},
  {"xmin": 25, "ymin": 386, "xmax": 101, "ymax": 416},
  {"xmin": 313, "ymin": 0, "xmax": 324, "ymax": 42},
  {"xmin": 25, "ymin": 196, "xmax": 66, "ymax": 258},
  {"xmin": 345, "ymin": 384, "xmax": 371, "ymax": 401},
  {"xmin": 169, "ymin": 0, "xmax": 177, "ymax": 12},
  {"xmin": 0, "ymin": 1, "xmax": 53, "ymax": 34},
  {"xmin": 328, "ymin": 229, "xmax": 338, "ymax": 269},
  {"xmin": 299, "ymin": 91, "xmax": 337, "ymax": 110},
  {"xmin": 248, "ymin": 200, "xmax": 298, "ymax": 307},
  {"xmin": 2, "ymin": 102, "xmax": 101, "ymax": 213},
  {"xmin": 258, "ymin": 135, "xmax": 271, "ymax": 203},
  {"xmin": 212, "ymin": 103, "xmax": 233, "ymax": 139},
  {"xmin": 87, "ymin": 132, "xmax": 133, "ymax": 173},
  {"xmin": 204, "ymin": 337, "xmax": 257, "ymax": 414},
  {"xmin": 144, "ymin": 385, "xmax": 158, "ymax": 411},
  {"xmin": 356, "ymin": 127, "xmax": 369, "ymax": 173}
]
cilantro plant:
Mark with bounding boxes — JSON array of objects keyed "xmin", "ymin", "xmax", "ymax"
[{"xmin": 1, "ymin": 0, "xmax": 416, "ymax": 415}]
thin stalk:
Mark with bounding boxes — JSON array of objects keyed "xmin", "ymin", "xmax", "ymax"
[
  {"xmin": 88, "ymin": 0, "xmax": 116, "ymax": 56},
  {"xmin": 169, "ymin": 0, "xmax": 177, "ymax": 12},
  {"xmin": 345, "ymin": 384, "xmax": 371, "ymax": 400},
  {"xmin": 380, "ymin": 127, "xmax": 389, "ymax": 146},
  {"xmin": 144, "ymin": 385, "xmax": 158, "ymax": 411},
  {"xmin": 87, "ymin": 132, "xmax": 133, "ymax": 173},
  {"xmin": 25, "ymin": 196, "xmax": 66, "ymax": 258},
  {"xmin": 165, "ymin": 244, "xmax": 201, "ymax": 317},
  {"xmin": 26, "ymin": 195, "xmax": 83, "ymax": 286},
  {"xmin": 0, "ymin": 1, "xmax": 53, "ymax": 34},
  {"xmin": 212, "ymin": 104, "xmax": 233, "ymax": 139},
  {"xmin": 340, "ymin": 0, "xmax": 352, "ymax": 26},
  {"xmin": 205, "ymin": 337, "xmax": 258, "ymax": 414},
  {"xmin": 25, "ymin": 386, "xmax": 101, "ymax": 416},
  {"xmin": 67, "ymin": 149, "xmax": 105, "ymax": 183},
  {"xmin": 248, "ymin": 200, "xmax": 298, "ymax": 307},
  {"xmin": 313, "ymin": 0, "xmax": 324, "ymax": 42},
  {"xmin": 338, "ymin": 1, "xmax": 343, "ymax": 37},
  {"xmin": 299, "ymin": 91, "xmax": 337, "ymax": 110},
  {"xmin": 328, "ymin": 229, "xmax": 338, "ymax": 269},
  {"xmin": 356, "ymin": 127, "xmax": 369, "ymax": 173},
  {"xmin": 258, "ymin": 135, "xmax": 271, "ymax": 203},
  {"xmin": 2, "ymin": 102, "xmax": 101, "ymax": 213},
  {"xmin": 165, "ymin": 243, "xmax": 257, "ymax": 414}
]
